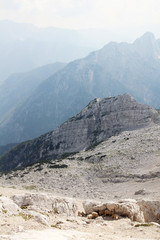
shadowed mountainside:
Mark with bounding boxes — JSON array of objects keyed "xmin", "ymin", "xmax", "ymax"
[{"xmin": 0, "ymin": 62, "xmax": 66, "ymax": 126}]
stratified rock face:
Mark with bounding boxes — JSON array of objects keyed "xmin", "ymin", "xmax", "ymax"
[
  {"xmin": 49, "ymin": 93, "xmax": 159, "ymax": 153},
  {"xmin": 0, "ymin": 93, "xmax": 159, "ymax": 172}
]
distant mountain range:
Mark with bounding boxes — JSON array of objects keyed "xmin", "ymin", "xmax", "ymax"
[
  {"xmin": 0, "ymin": 62, "xmax": 66, "ymax": 126},
  {"xmin": 0, "ymin": 20, "xmax": 94, "ymax": 82},
  {"xmin": 0, "ymin": 93, "xmax": 159, "ymax": 172},
  {"xmin": 0, "ymin": 32, "xmax": 160, "ymax": 146},
  {"xmin": 2, "ymin": 20, "xmax": 157, "ymax": 84}
]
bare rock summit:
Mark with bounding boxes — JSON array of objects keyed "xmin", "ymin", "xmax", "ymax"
[{"xmin": 0, "ymin": 93, "xmax": 159, "ymax": 172}]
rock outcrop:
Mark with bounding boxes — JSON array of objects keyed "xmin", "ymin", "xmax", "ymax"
[
  {"xmin": 1, "ymin": 190, "xmax": 160, "ymax": 240},
  {"xmin": 0, "ymin": 93, "xmax": 159, "ymax": 172},
  {"xmin": 1, "ymin": 192, "xmax": 160, "ymax": 224},
  {"xmin": 0, "ymin": 196, "xmax": 21, "ymax": 216},
  {"xmin": 0, "ymin": 192, "xmax": 77, "ymax": 228},
  {"xmin": 138, "ymin": 200, "xmax": 160, "ymax": 223},
  {"xmin": 83, "ymin": 199, "xmax": 160, "ymax": 223},
  {"xmin": 12, "ymin": 193, "xmax": 78, "ymax": 216}
]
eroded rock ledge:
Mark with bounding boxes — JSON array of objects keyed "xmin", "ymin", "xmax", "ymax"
[{"xmin": 82, "ymin": 199, "xmax": 160, "ymax": 223}]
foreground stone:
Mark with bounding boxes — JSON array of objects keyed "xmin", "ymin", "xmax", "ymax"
[
  {"xmin": 0, "ymin": 196, "xmax": 21, "ymax": 215},
  {"xmin": 0, "ymin": 189, "xmax": 160, "ymax": 240},
  {"xmin": 1, "ymin": 192, "xmax": 160, "ymax": 226},
  {"xmin": 138, "ymin": 200, "xmax": 160, "ymax": 223},
  {"xmin": 12, "ymin": 193, "xmax": 78, "ymax": 216},
  {"xmin": 83, "ymin": 199, "xmax": 160, "ymax": 223}
]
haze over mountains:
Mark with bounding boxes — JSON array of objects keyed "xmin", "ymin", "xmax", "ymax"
[
  {"xmin": 0, "ymin": 32, "xmax": 160, "ymax": 146},
  {"xmin": 0, "ymin": 20, "xmax": 94, "ymax": 82},
  {"xmin": 0, "ymin": 62, "xmax": 66, "ymax": 125},
  {"xmin": 2, "ymin": 20, "xmax": 158, "ymax": 83}
]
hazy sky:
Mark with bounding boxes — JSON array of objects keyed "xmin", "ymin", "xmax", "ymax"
[{"xmin": 0, "ymin": 0, "xmax": 160, "ymax": 37}]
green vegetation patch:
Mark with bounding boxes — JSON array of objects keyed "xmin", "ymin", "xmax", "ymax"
[
  {"xmin": 51, "ymin": 224, "xmax": 61, "ymax": 229},
  {"xmin": 24, "ymin": 185, "xmax": 36, "ymax": 190},
  {"xmin": 135, "ymin": 223, "xmax": 154, "ymax": 227},
  {"xmin": 2, "ymin": 209, "xmax": 7, "ymax": 214},
  {"xmin": 53, "ymin": 207, "xmax": 59, "ymax": 214},
  {"xmin": 18, "ymin": 213, "xmax": 33, "ymax": 221}
]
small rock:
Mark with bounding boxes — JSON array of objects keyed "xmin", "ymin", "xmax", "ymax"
[
  {"xmin": 92, "ymin": 212, "xmax": 98, "ymax": 219},
  {"xmin": 78, "ymin": 211, "xmax": 85, "ymax": 217},
  {"xmin": 135, "ymin": 189, "xmax": 146, "ymax": 195},
  {"xmin": 18, "ymin": 226, "xmax": 24, "ymax": 232},
  {"xmin": 56, "ymin": 221, "xmax": 63, "ymax": 225},
  {"xmin": 85, "ymin": 220, "xmax": 91, "ymax": 224},
  {"xmin": 99, "ymin": 210, "xmax": 105, "ymax": 216},
  {"xmin": 87, "ymin": 214, "xmax": 93, "ymax": 219},
  {"xmin": 102, "ymin": 222, "xmax": 108, "ymax": 226},
  {"xmin": 112, "ymin": 214, "xmax": 119, "ymax": 220},
  {"xmin": 78, "ymin": 211, "xmax": 82, "ymax": 216},
  {"xmin": 104, "ymin": 209, "xmax": 112, "ymax": 216}
]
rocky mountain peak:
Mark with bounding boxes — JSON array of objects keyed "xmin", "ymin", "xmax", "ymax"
[
  {"xmin": 90, "ymin": 32, "xmax": 160, "ymax": 65},
  {"xmin": 133, "ymin": 32, "xmax": 160, "ymax": 59},
  {"xmin": 139, "ymin": 32, "xmax": 155, "ymax": 41},
  {"xmin": 0, "ymin": 94, "xmax": 159, "ymax": 172}
]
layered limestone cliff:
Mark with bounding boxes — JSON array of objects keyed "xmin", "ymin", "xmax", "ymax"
[{"xmin": 0, "ymin": 93, "xmax": 159, "ymax": 172}]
